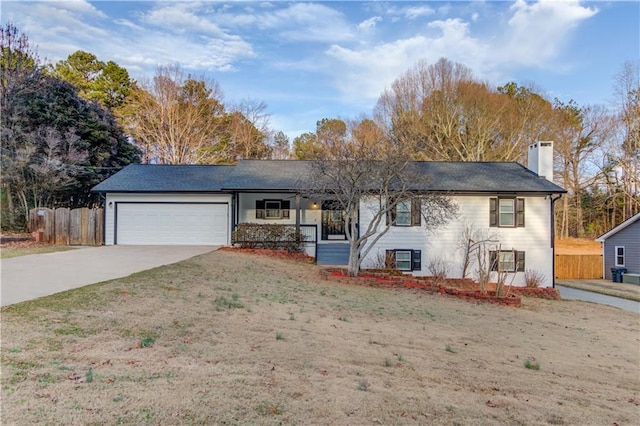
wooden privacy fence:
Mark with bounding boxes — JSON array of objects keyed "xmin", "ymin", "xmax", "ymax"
[
  {"xmin": 29, "ymin": 207, "xmax": 104, "ymax": 246},
  {"xmin": 555, "ymin": 254, "xmax": 603, "ymax": 279}
]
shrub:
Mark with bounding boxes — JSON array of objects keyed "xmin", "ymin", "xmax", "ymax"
[
  {"xmin": 428, "ymin": 257, "xmax": 449, "ymax": 285},
  {"xmin": 231, "ymin": 223, "xmax": 305, "ymax": 252},
  {"xmin": 525, "ymin": 269, "xmax": 546, "ymax": 288}
]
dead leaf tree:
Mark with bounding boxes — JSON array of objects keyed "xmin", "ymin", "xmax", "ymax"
[
  {"xmin": 127, "ymin": 64, "xmax": 227, "ymax": 164},
  {"xmin": 301, "ymin": 119, "xmax": 457, "ymax": 276}
]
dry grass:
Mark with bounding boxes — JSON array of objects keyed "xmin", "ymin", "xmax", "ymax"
[
  {"xmin": 1, "ymin": 250, "xmax": 639, "ymax": 425},
  {"xmin": 555, "ymin": 238, "xmax": 601, "ymax": 255},
  {"xmin": 0, "ymin": 242, "xmax": 74, "ymax": 259}
]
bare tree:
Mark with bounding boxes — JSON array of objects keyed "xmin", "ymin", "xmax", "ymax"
[
  {"xmin": 611, "ymin": 61, "xmax": 640, "ymax": 221},
  {"xmin": 553, "ymin": 100, "xmax": 612, "ymax": 237},
  {"xmin": 457, "ymin": 225, "xmax": 500, "ymax": 279},
  {"xmin": 374, "ymin": 58, "xmax": 556, "ymax": 163},
  {"xmin": 226, "ymin": 98, "xmax": 271, "ymax": 159},
  {"xmin": 301, "ymin": 119, "xmax": 457, "ymax": 276},
  {"xmin": 268, "ymin": 131, "xmax": 290, "ymax": 159},
  {"xmin": 127, "ymin": 64, "xmax": 226, "ymax": 164}
]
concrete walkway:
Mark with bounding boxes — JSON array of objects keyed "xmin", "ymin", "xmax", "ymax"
[
  {"xmin": 556, "ymin": 278, "xmax": 640, "ymax": 301},
  {"xmin": 556, "ymin": 285, "xmax": 640, "ymax": 314},
  {"xmin": 0, "ymin": 245, "xmax": 216, "ymax": 307}
]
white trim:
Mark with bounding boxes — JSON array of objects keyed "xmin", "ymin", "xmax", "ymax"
[{"xmin": 596, "ymin": 213, "xmax": 640, "ymax": 242}]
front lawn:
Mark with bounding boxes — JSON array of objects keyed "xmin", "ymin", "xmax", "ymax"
[
  {"xmin": 1, "ymin": 250, "xmax": 638, "ymax": 425},
  {"xmin": 1, "ymin": 243, "xmax": 75, "ymax": 259}
]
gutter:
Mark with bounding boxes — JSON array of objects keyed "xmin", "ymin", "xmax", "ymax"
[{"xmin": 550, "ymin": 194, "xmax": 563, "ymax": 288}]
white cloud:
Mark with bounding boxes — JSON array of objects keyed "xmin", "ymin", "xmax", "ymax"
[
  {"xmin": 323, "ymin": 0, "xmax": 598, "ymax": 106},
  {"xmin": 56, "ymin": 0, "xmax": 106, "ymax": 18},
  {"xmin": 502, "ymin": 0, "xmax": 598, "ymax": 66},
  {"xmin": 141, "ymin": 3, "xmax": 229, "ymax": 38},
  {"xmin": 358, "ymin": 16, "xmax": 382, "ymax": 31},
  {"xmin": 404, "ymin": 6, "xmax": 436, "ymax": 20},
  {"xmin": 387, "ymin": 5, "xmax": 435, "ymax": 20},
  {"xmin": 257, "ymin": 3, "xmax": 353, "ymax": 42},
  {"xmin": 325, "ymin": 18, "xmax": 489, "ymax": 103},
  {"xmin": 113, "ymin": 18, "xmax": 143, "ymax": 31}
]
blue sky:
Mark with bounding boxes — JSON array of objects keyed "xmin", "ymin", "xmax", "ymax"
[{"xmin": 3, "ymin": 1, "xmax": 639, "ymax": 140}]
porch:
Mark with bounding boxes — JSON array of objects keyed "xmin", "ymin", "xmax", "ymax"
[{"xmin": 231, "ymin": 192, "xmax": 350, "ymax": 265}]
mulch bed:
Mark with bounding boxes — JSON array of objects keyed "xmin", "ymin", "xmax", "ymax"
[
  {"xmin": 320, "ymin": 268, "xmax": 562, "ymax": 308},
  {"xmin": 220, "ymin": 247, "xmax": 560, "ymax": 308}
]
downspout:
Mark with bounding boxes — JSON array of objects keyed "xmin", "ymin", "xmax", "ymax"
[
  {"xmin": 550, "ymin": 194, "xmax": 562, "ymax": 288},
  {"xmin": 100, "ymin": 193, "xmax": 106, "ymax": 246},
  {"xmin": 231, "ymin": 192, "xmax": 236, "ymax": 245},
  {"xmin": 295, "ymin": 194, "xmax": 301, "ymax": 233}
]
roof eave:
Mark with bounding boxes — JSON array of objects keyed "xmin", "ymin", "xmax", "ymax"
[{"xmin": 595, "ymin": 213, "xmax": 640, "ymax": 241}]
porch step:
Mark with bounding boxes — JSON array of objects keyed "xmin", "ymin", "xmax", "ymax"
[{"xmin": 317, "ymin": 243, "xmax": 350, "ymax": 265}]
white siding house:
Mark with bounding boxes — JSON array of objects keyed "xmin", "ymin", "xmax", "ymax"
[
  {"xmin": 359, "ymin": 195, "xmax": 554, "ymax": 287},
  {"xmin": 92, "ymin": 142, "xmax": 565, "ymax": 287}
]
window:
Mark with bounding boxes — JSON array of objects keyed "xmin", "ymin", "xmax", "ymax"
[
  {"xmin": 255, "ymin": 199, "xmax": 290, "ymax": 219},
  {"xmin": 490, "ymin": 250, "xmax": 525, "ymax": 272},
  {"xmin": 395, "ymin": 251, "xmax": 412, "ymax": 271},
  {"xmin": 396, "ymin": 201, "xmax": 411, "ymax": 226},
  {"xmin": 385, "ymin": 249, "xmax": 422, "ymax": 271},
  {"xmin": 490, "ymin": 198, "xmax": 525, "ymax": 227},
  {"xmin": 615, "ymin": 246, "xmax": 625, "ymax": 266},
  {"xmin": 499, "ymin": 199, "xmax": 515, "ymax": 226},
  {"xmin": 388, "ymin": 199, "xmax": 421, "ymax": 227},
  {"xmin": 265, "ymin": 201, "xmax": 281, "ymax": 219}
]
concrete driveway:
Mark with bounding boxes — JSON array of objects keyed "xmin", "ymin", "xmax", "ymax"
[{"xmin": 1, "ymin": 245, "xmax": 217, "ymax": 307}]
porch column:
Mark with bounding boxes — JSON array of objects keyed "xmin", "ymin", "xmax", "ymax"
[{"xmin": 295, "ymin": 193, "xmax": 301, "ymax": 232}]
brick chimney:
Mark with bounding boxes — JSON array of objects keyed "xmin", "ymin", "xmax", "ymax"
[{"xmin": 527, "ymin": 141, "xmax": 554, "ymax": 181}]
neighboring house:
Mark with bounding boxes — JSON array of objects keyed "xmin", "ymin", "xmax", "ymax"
[
  {"xmin": 92, "ymin": 142, "xmax": 565, "ymax": 287},
  {"xmin": 595, "ymin": 213, "xmax": 640, "ymax": 281}
]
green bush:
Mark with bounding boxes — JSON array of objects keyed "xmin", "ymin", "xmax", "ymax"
[{"xmin": 231, "ymin": 223, "xmax": 305, "ymax": 253}]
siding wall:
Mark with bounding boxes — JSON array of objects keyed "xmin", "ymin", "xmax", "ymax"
[
  {"xmin": 237, "ymin": 193, "xmax": 321, "ymax": 226},
  {"xmin": 359, "ymin": 195, "xmax": 554, "ymax": 287},
  {"xmin": 104, "ymin": 193, "xmax": 232, "ymax": 245},
  {"xmin": 602, "ymin": 220, "xmax": 640, "ymax": 279}
]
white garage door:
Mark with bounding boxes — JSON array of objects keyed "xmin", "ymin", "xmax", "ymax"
[{"xmin": 116, "ymin": 203, "xmax": 228, "ymax": 245}]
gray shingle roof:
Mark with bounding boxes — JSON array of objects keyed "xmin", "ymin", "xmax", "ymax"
[
  {"xmin": 92, "ymin": 160, "xmax": 566, "ymax": 194},
  {"xmin": 412, "ymin": 162, "xmax": 565, "ymax": 193},
  {"xmin": 222, "ymin": 160, "xmax": 314, "ymax": 190},
  {"xmin": 91, "ymin": 164, "xmax": 235, "ymax": 192}
]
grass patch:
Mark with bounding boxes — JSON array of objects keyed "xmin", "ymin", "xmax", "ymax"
[
  {"xmin": 139, "ymin": 336, "xmax": 156, "ymax": 348},
  {"xmin": 445, "ymin": 345, "xmax": 457, "ymax": 354},
  {"xmin": 214, "ymin": 294, "xmax": 244, "ymax": 311},
  {"xmin": 257, "ymin": 401, "xmax": 282, "ymax": 416},
  {"xmin": 1, "ymin": 249, "xmax": 638, "ymax": 425},
  {"xmin": 0, "ymin": 245, "xmax": 74, "ymax": 259},
  {"xmin": 524, "ymin": 359, "xmax": 541, "ymax": 370}
]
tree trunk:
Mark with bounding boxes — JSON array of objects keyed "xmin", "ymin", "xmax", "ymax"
[{"xmin": 346, "ymin": 243, "xmax": 360, "ymax": 277}]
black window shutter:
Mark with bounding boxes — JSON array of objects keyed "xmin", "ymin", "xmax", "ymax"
[
  {"xmin": 385, "ymin": 250, "xmax": 394, "ymax": 269},
  {"xmin": 411, "ymin": 199, "xmax": 421, "ymax": 226},
  {"xmin": 412, "ymin": 250, "xmax": 422, "ymax": 271},
  {"xmin": 256, "ymin": 200, "xmax": 265, "ymax": 219},
  {"xmin": 282, "ymin": 200, "xmax": 290, "ymax": 209},
  {"xmin": 489, "ymin": 198, "xmax": 497, "ymax": 227},
  {"xmin": 489, "ymin": 251, "xmax": 497, "ymax": 271},
  {"xmin": 516, "ymin": 251, "xmax": 525, "ymax": 272},
  {"xmin": 516, "ymin": 199, "xmax": 525, "ymax": 227}
]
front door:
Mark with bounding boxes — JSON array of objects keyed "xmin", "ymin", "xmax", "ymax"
[{"xmin": 321, "ymin": 201, "xmax": 346, "ymax": 240}]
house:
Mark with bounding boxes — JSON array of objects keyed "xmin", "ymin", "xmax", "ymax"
[
  {"xmin": 595, "ymin": 213, "xmax": 640, "ymax": 283},
  {"xmin": 91, "ymin": 142, "xmax": 565, "ymax": 287}
]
